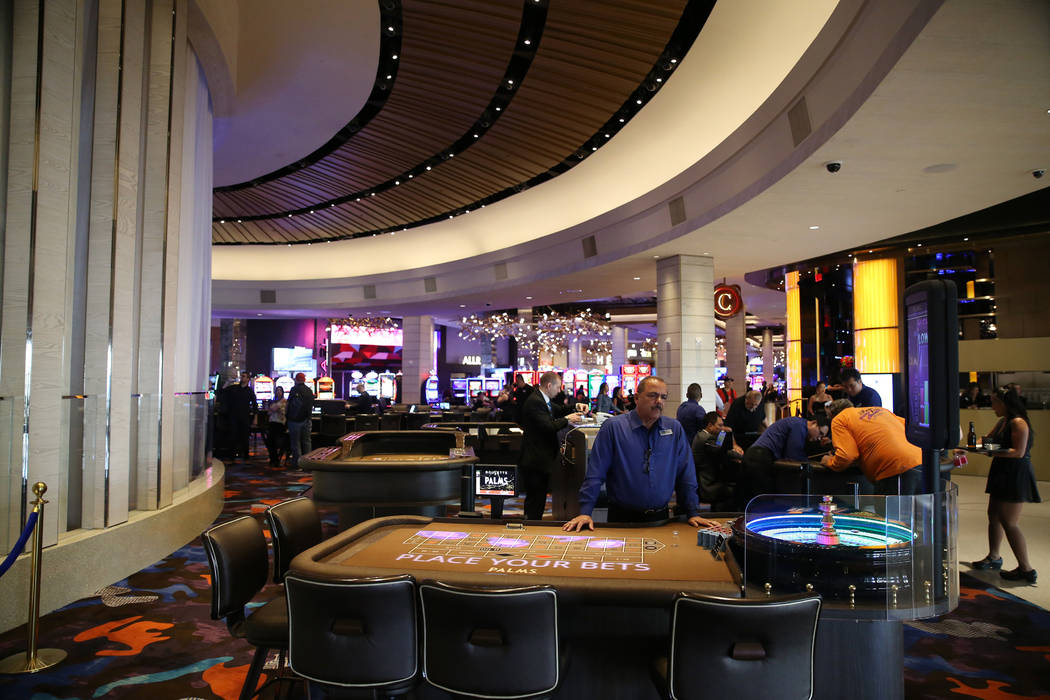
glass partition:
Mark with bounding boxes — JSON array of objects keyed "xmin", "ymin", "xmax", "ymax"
[{"xmin": 730, "ymin": 482, "xmax": 958, "ymax": 620}]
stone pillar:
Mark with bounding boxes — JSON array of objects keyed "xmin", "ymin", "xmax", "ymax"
[
  {"xmin": 656, "ymin": 255, "xmax": 715, "ymax": 407},
  {"xmin": 611, "ymin": 326, "xmax": 627, "ymax": 371},
  {"xmin": 725, "ymin": 306, "xmax": 747, "ymax": 391},
  {"xmin": 762, "ymin": 328, "xmax": 774, "ymax": 385},
  {"xmin": 567, "ymin": 338, "xmax": 582, "ymax": 369},
  {"xmin": 402, "ymin": 315, "xmax": 435, "ymax": 404}
]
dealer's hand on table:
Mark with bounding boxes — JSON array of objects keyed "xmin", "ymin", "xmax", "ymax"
[
  {"xmin": 563, "ymin": 514, "xmax": 595, "ymax": 531},
  {"xmin": 688, "ymin": 516, "xmax": 722, "ymax": 529},
  {"xmin": 566, "ymin": 412, "xmax": 585, "ymax": 425}
]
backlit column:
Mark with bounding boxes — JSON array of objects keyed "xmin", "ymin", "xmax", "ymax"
[
  {"xmin": 402, "ymin": 315, "xmax": 435, "ymax": 404},
  {"xmin": 610, "ymin": 326, "xmax": 627, "ymax": 370},
  {"xmin": 762, "ymin": 328, "xmax": 774, "ymax": 385},
  {"xmin": 786, "ymin": 271, "xmax": 803, "ymax": 414},
  {"xmin": 567, "ymin": 338, "xmax": 581, "ymax": 369},
  {"xmin": 724, "ymin": 305, "xmax": 747, "ymax": 391},
  {"xmin": 656, "ymin": 255, "xmax": 715, "ymax": 407},
  {"xmin": 853, "ymin": 257, "xmax": 901, "ymax": 375}
]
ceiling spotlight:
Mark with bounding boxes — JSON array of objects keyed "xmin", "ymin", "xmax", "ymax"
[
  {"xmin": 524, "ymin": 39, "xmax": 531, "ymax": 45},
  {"xmin": 633, "ymin": 276, "xmax": 640, "ymax": 280},
  {"xmin": 963, "ymin": 237, "xmax": 969, "ymax": 241},
  {"xmin": 474, "ymin": 134, "xmax": 479, "ymax": 138},
  {"xmin": 219, "ymin": 220, "xmax": 225, "ymax": 223},
  {"xmin": 636, "ymin": 99, "xmax": 643, "ymax": 105},
  {"xmin": 392, "ymin": 54, "xmax": 398, "ymax": 59},
  {"xmin": 426, "ymin": 166, "xmax": 432, "ymax": 171},
  {"xmin": 496, "ymin": 107, "xmax": 502, "ymax": 111},
  {"xmin": 526, "ymin": 296, "xmax": 533, "ymax": 300},
  {"xmin": 618, "ymin": 118, "xmax": 625, "ymax": 123},
  {"xmin": 459, "ymin": 304, "xmax": 466, "ymax": 308},
  {"xmin": 670, "ymin": 58, "xmax": 677, "ymax": 64},
  {"xmin": 386, "ymin": 75, "xmax": 392, "ymax": 80},
  {"xmin": 656, "ymin": 78, "xmax": 662, "ymax": 83},
  {"xmin": 809, "ymin": 225, "xmax": 819, "ymax": 230},
  {"xmin": 236, "ymin": 219, "xmax": 242, "ymax": 223},
  {"xmin": 395, "ymin": 180, "xmax": 399, "ymax": 185},
  {"xmin": 917, "ymin": 243, "xmax": 923, "ymax": 247},
  {"xmin": 507, "ymin": 79, "xmax": 514, "ymax": 85},
  {"xmin": 287, "ymin": 214, "xmax": 292, "ymax": 217}
]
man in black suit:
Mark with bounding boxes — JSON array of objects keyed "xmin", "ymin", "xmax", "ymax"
[{"xmin": 518, "ymin": 371, "xmax": 584, "ymax": 520}]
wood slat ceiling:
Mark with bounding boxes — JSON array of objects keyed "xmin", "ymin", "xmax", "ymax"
[{"xmin": 213, "ymin": 0, "xmax": 705, "ymax": 245}]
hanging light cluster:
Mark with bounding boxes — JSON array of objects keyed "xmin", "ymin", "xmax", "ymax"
[{"xmin": 459, "ymin": 309, "xmax": 612, "ymax": 355}]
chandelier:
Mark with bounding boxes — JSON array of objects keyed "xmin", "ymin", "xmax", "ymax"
[{"xmin": 459, "ymin": 309, "xmax": 612, "ymax": 355}]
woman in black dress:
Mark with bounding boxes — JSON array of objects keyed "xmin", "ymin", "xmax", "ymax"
[{"xmin": 971, "ymin": 387, "xmax": 1040, "ymax": 583}]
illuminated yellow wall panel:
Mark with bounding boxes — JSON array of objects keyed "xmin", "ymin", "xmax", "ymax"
[
  {"xmin": 853, "ymin": 258, "xmax": 899, "ymax": 374},
  {"xmin": 786, "ymin": 271, "xmax": 802, "ymax": 413}
]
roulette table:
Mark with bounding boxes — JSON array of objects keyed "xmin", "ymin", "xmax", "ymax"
[{"xmin": 291, "ymin": 515, "xmax": 741, "ymax": 605}]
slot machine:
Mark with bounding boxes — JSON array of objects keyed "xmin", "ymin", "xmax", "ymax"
[
  {"xmin": 451, "ymin": 378, "xmax": 468, "ymax": 402},
  {"xmin": 252, "ymin": 375, "xmax": 274, "ymax": 406},
  {"xmin": 562, "ymin": 369, "xmax": 576, "ymax": 391},
  {"xmin": 378, "ymin": 372, "xmax": 397, "ymax": 401},
  {"xmin": 484, "ymin": 378, "xmax": 502, "ymax": 395},
  {"xmin": 467, "ymin": 378, "xmax": 483, "ymax": 399},
  {"xmin": 274, "ymin": 375, "xmax": 295, "ymax": 397},
  {"xmin": 316, "ymin": 376, "xmax": 335, "ymax": 400},
  {"xmin": 424, "ymin": 375, "xmax": 440, "ymax": 404},
  {"xmin": 620, "ymin": 364, "xmax": 638, "ymax": 395},
  {"xmin": 363, "ymin": 371, "xmax": 381, "ymax": 397},
  {"xmin": 586, "ymin": 370, "xmax": 604, "ymax": 399},
  {"xmin": 513, "ymin": 370, "xmax": 537, "ymax": 388}
]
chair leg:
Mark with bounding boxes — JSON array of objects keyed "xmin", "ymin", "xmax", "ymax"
[{"xmin": 240, "ymin": 646, "xmax": 269, "ymax": 700}]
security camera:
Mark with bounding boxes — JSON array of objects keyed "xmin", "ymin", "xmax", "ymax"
[
  {"xmin": 1034, "ymin": 169, "xmax": 1046, "ymax": 179},
  {"xmin": 825, "ymin": 161, "xmax": 842, "ymax": 173}
]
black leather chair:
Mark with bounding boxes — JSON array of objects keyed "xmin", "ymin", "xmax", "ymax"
[
  {"xmin": 379, "ymin": 413, "xmax": 402, "ymax": 431},
  {"xmin": 355, "ymin": 413, "xmax": 380, "ymax": 431},
  {"xmin": 285, "ymin": 573, "xmax": 418, "ymax": 699},
  {"xmin": 265, "ymin": 497, "xmax": 324, "ymax": 584},
  {"xmin": 419, "ymin": 581, "xmax": 562, "ymax": 699},
  {"xmin": 404, "ymin": 412, "xmax": 429, "ymax": 430},
  {"xmin": 202, "ymin": 516, "xmax": 290, "ymax": 700},
  {"xmin": 318, "ymin": 413, "xmax": 348, "ymax": 447},
  {"xmin": 653, "ymin": 592, "xmax": 822, "ymax": 700}
]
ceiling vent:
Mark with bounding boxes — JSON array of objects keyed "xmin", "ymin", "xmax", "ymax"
[
  {"xmin": 259, "ymin": 289, "xmax": 276, "ymax": 303},
  {"xmin": 668, "ymin": 197, "xmax": 686, "ymax": 227},
  {"xmin": 494, "ymin": 262, "xmax": 508, "ymax": 280},
  {"xmin": 582, "ymin": 235, "xmax": 598, "ymax": 259},
  {"xmin": 424, "ymin": 277, "xmax": 437, "ymax": 293},
  {"xmin": 363, "ymin": 284, "xmax": 377, "ymax": 299},
  {"xmin": 788, "ymin": 96, "xmax": 811, "ymax": 147}
]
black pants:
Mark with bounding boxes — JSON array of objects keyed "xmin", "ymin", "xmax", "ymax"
[
  {"xmin": 522, "ymin": 468, "xmax": 550, "ymax": 521},
  {"xmin": 231, "ymin": 415, "xmax": 252, "ymax": 460},
  {"xmin": 607, "ymin": 504, "xmax": 669, "ymax": 523},
  {"xmin": 266, "ymin": 422, "xmax": 287, "ymax": 466},
  {"xmin": 873, "ymin": 468, "xmax": 923, "ymax": 496}
]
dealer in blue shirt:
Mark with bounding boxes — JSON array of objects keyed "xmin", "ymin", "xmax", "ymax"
[{"xmin": 564, "ymin": 376, "xmax": 723, "ymax": 532}]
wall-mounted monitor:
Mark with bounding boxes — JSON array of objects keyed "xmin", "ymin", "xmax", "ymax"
[{"xmin": 272, "ymin": 346, "xmax": 316, "ymax": 375}]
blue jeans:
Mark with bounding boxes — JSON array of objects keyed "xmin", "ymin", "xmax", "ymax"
[{"xmin": 287, "ymin": 419, "xmax": 312, "ymax": 467}]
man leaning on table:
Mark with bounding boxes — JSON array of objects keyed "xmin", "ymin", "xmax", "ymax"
[{"xmin": 564, "ymin": 376, "xmax": 722, "ymax": 532}]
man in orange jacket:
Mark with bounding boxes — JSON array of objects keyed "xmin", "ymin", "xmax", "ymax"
[{"xmin": 821, "ymin": 399, "xmax": 923, "ymax": 495}]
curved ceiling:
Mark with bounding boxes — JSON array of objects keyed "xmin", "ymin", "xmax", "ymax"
[
  {"xmin": 212, "ymin": 0, "xmax": 711, "ymax": 244},
  {"xmin": 208, "ymin": 0, "xmax": 1050, "ymax": 326}
]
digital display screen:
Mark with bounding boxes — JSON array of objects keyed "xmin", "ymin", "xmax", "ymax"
[
  {"xmin": 475, "ymin": 466, "xmax": 516, "ymax": 496},
  {"xmin": 906, "ymin": 297, "xmax": 930, "ymax": 429}
]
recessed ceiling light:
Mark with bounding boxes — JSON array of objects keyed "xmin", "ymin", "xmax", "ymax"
[
  {"xmin": 219, "ymin": 220, "xmax": 225, "ymax": 223},
  {"xmin": 426, "ymin": 166, "xmax": 432, "ymax": 171},
  {"xmin": 670, "ymin": 58, "xmax": 677, "ymax": 64},
  {"xmin": 809, "ymin": 225, "xmax": 819, "ymax": 230},
  {"xmin": 525, "ymin": 296, "xmax": 533, "ymax": 300},
  {"xmin": 917, "ymin": 243, "xmax": 923, "ymax": 247},
  {"xmin": 459, "ymin": 304, "xmax": 466, "ymax": 308},
  {"xmin": 636, "ymin": 99, "xmax": 643, "ymax": 105},
  {"xmin": 653, "ymin": 255, "xmax": 659, "ymax": 258},
  {"xmin": 963, "ymin": 237, "xmax": 969, "ymax": 241},
  {"xmin": 524, "ymin": 39, "xmax": 531, "ymax": 45},
  {"xmin": 633, "ymin": 276, "xmax": 640, "ymax": 280},
  {"xmin": 392, "ymin": 54, "xmax": 398, "ymax": 60},
  {"xmin": 257, "ymin": 313, "xmax": 262, "ymax": 316},
  {"xmin": 386, "ymin": 75, "xmax": 392, "ymax": 80},
  {"xmin": 496, "ymin": 107, "xmax": 502, "ymax": 111}
]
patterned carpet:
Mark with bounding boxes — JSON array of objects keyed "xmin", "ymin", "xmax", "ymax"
[{"xmin": 0, "ymin": 457, "xmax": 1047, "ymax": 699}]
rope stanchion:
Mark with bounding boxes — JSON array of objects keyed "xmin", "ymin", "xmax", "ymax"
[
  {"xmin": 0, "ymin": 511, "xmax": 37, "ymax": 578},
  {"xmin": 0, "ymin": 482, "xmax": 68, "ymax": 674}
]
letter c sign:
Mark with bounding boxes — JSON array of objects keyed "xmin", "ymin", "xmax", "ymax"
[{"xmin": 714, "ymin": 285, "xmax": 742, "ymax": 318}]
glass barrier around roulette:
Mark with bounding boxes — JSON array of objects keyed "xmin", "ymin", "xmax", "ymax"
[{"xmin": 731, "ymin": 482, "xmax": 959, "ymax": 620}]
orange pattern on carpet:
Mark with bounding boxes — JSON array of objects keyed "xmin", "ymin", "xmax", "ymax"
[{"xmin": 73, "ymin": 615, "xmax": 173, "ymax": 656}]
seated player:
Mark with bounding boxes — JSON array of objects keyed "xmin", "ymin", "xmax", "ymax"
[
  {"xmin": 692, "ymin": 412, "xmax": 742, "ymax": 511},
  {"xmin": 737, "ymin": 414, "xmax": 829, "ymax": 507},
  {"xmin": 723, "ymin": 390, "xmax": 766, "ymax": 448},
  {"xmin": 820, "ymin": 399, "xmax": 923, "ymax": 495}
]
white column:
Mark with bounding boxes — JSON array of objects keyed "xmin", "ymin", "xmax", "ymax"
[
  {"xmin": 611, "ymin": 326, "xmax": 627, "ymax": 371},
  {"xmin": 402, "ymin": 316, "xmax": 435, "ymax": 404},
  {"xmin": 725, "ymin": 305, "xmax": 747, "ymax": 391},
  {"xmin": 656, "ymin": 255, "xmax": 715, "ymax": 407},
  {"xmin": 762, "ymin": 328, "xmax": 774, "ymax": 385}
]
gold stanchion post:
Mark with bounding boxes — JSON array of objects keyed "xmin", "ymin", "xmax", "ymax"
[{"xmin": 0, "ymin": 482, "xmax": 68, "ymax": 673}]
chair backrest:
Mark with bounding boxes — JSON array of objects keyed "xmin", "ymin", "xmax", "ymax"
[
  {"xmin": 669, "ymin": 592, "xmax": 822, "ymax": 700},
  {"xmin": 355, "ymin": 414, "xmax": 380, "ymax": 431},
  {"xmin": 320, "ymin": 413, "xmax": 346, "ymax": 437},
  {"xmin": 265, "ymin": 497, "xmax": 324, "ymax": 583},
  {"xmin": 202, "ymin": 516, "xmax": 270, "ymax": 624},
  {"xmin": 286, "ymin": 574, "xmax": 417, "ymax": 688},
  {"xmin": 419, "ymin": 581, "xmax": 560, "ymax": 699},
  {"xmin": 379, "ymin": 413, "xmax": 402, "ymax": 430}
]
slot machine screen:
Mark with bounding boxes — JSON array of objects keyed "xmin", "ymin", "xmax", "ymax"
[
  {"xmin": 467, "ymin": 379, "xmax": 483, "ymax": 397},
  {"xmin": 485, "ymin": 379, "xmax": 501, "ymax": 393}
]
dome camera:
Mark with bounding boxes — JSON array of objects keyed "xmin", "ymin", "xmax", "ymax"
[
  {"xmin": 1033, "ymin": 169, "xmax": 1045, "ymax": 179},
  {"xmin": 825, "ymin": 161, "xmax": 842, "ymax": 174}
]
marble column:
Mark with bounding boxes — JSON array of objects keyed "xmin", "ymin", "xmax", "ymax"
[
  {"xmin": 402, "ymin": 316, "xmax": 435, "ymax": 404},
  {"xmin": 725, "ymin": 306, "xmax": 747, "ymax": 391},
  {"xmin": 611, "ymin": 326, "xmax": 627, "ymax": 371},
  {"xmin": 762, "ymin": 328, "xmax": 774, "ymax": 385},
  {"xmin": 656, "ymin": 255, "xmax": 715, "ymax": 407}
]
